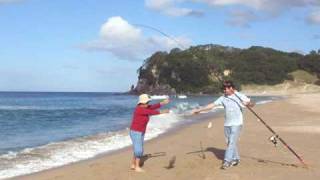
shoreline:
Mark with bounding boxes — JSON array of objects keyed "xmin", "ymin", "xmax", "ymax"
[
  {"xmin": 3, "ymin": 94, "xmax": 231, "ymax": 179},
  {"xmin": 12, "ymin": 93, "xmax": 320, "ymax": 179},
  {"xmin": 12, "ymin": 108, "xmax": 225, "ymax": 179}
]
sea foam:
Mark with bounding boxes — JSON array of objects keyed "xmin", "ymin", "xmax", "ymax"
[{"xmin": 0, "ymin": 108, "xmax": 185, "ymax": 179}]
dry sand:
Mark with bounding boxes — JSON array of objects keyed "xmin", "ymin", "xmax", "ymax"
[
  {"xmin": 242, "ymin": 81, "xmax": 320, "ymax": 96},
  {"xmin": 15, "ymin": 93, "xmax": 320, "ymax": 180}
]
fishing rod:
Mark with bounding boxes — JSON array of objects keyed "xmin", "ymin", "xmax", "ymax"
[
  {"xmin": 233, "ymin": 92, "xmax": 308, "ymax": 167},
  {"xmin": 142, "ymin": 28, "xmax": 307, "ymax": 166},
  {"xmin": 133, "ymin": 24, "xmax": 187, "ymax": 50},
  {"xmin": 133, "ymin": 24, "xmax": 307, "ymax": 167},
  {"xmin": 213, "ymin": 75, "xmax": 307, "ymax": 167}
]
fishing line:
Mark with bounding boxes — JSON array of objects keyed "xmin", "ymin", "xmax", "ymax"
[{"xmin": 133, "ymin": 24, "xmax": 187, "ymax": 50}]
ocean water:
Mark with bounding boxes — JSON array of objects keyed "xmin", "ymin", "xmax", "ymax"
[{"xmin": 0, "ymin": 92, "xmax": 278, "ymax": 179}]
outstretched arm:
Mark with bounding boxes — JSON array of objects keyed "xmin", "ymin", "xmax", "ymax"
[
  {"xmin": 192, "ymin": 103, "xmax": 215, "ymax": 114},
  {"xmin": 160, "ymin": 98, "xmax": 170, "ymax": 106},
  {"xmin": 160, "ymin": 109, "xmax": 170, "ymax": 114},
  {"xmin": 149, "ymin": 99, "xmax": 170, "ymax": 110}
]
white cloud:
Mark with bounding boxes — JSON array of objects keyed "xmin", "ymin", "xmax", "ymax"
[
  {"xmin": 307, "ymin": 9, "xmax": 320, "ymax": 25},
  {"xmin": 196, "ymin": 0, "xmax": 319, "ymax": 11},
  {"xmin": 146, "ymin": 0, "xmax": 320, "ymax": 26},
  {"xmin": 82, "ymin": 16, "xmax": 191, "ymax": 61},
  {"xmin": 99, "ymin": 17, "xmax": 142, "ymax": 45},
  {"xmin": 145, "ymin": 35, "xmax": 191, "ymax": 52},
  {"xmin": 196, "ymin": 0, "xmax": 264, "ymax": 9},
  {"xmin": 145, "ymin": 0, "xmax": 204, "ymax": 17},
  {"xmin": 145, "ymin": 0, "xmax": 174, "ymax": 10},
  {"xmin": 196, "ymin": 0, "xmax": 320, "ymax": 25}
]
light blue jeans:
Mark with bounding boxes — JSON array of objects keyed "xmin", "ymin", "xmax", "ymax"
[
  {"xmin": 224, "ymin": 125, "xmax": 242, "ymax": 162},
  {"xmin": 130, "ymin": 130, "xmax": 145, "ymax": 158}
]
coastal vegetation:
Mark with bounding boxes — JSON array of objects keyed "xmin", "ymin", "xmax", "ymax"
[{"xmin": 132, "ymin": 44, "xmax": 320, "ymax": 94}]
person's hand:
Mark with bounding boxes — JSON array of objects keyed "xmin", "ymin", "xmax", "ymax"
[
  {"xmin": 249, "ymin": 101, "xmax": 255, "ymax": 107},
  {"xmin": 244, "ymin": 101, "xmax": 255, "ymax": 107},
  {"xmin": 160, "ymin": 109, "xmax": 170, "ymax": 114},
  {"xmin": 191, "ymin": 108, "xmax": 201, "ymax": 115},
  {"xmin": 160, "ymin": 98, "xmax": 170, "ymax": 105}
]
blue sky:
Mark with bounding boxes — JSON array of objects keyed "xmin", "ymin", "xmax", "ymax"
[{"xmin": 0, "ymin": 0, "xmax": 319, "ymax": 92}]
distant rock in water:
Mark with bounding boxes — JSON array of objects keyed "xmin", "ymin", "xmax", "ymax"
[{"xmin": 129, "ymin": 78, "xmax": 176, "ymax": 95}]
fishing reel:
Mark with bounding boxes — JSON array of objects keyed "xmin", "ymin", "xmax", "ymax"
[{"xmin": 268, "ymin": 135, "xmax": 278, "ymax": 147}]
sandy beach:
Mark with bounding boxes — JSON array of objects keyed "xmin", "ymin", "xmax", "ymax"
[{"xmin": 16, "ymin": 93, "xmax": 320, "ymax": 180}]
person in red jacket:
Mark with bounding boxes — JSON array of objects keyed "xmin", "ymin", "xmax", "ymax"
[{"xmin": 130, "ymin": 94, "xmax": 169, "ymax": 172}]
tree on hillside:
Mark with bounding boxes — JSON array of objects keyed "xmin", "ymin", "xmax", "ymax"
[{"xmin": 134, "ymin": 44, "xmax": 319, "ymax": 94}]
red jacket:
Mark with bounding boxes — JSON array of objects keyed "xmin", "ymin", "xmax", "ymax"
[{"xmin": 130, "ymin": 103, "xmax": 161, "ymax": 133}]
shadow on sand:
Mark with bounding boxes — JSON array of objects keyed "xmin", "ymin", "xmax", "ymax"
[
  {"xmin": 186, "ymin": 146, "xmax": 225, "ymax": 161},
  {"xmin": 241, "ymin": 155, "xmax": 300, "ymax": 168},
  {"xmin": 164, "ymin": 156, "xmax": 176, "ymax": 169},
  {"xmin": 140, "ymin": 152, "xmax": 166, "ymax": 167},
  {"xmin": 186, "ymin": 143, "xmax": 302, "ymax": 168}
]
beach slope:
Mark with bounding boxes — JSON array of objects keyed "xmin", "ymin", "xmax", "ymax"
[{"xmin": 17, "ymin": 93, "xmax": 320, "ymax": 180}]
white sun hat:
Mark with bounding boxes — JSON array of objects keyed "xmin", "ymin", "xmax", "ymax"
[{"xmin": 138, "ymin": 94, "xmax": 151, "ymax": 104}]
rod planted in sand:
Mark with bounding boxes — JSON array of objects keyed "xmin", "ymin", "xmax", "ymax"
[{"xmin": 200, "ymin": 141, "xmax": 206, "ymax": 159}]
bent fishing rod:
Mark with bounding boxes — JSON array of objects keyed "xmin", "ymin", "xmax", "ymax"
[
  {"xmin": 233, "ymin": 93, "xmax": 308, "ymax": 167},
  {"xmin": 213, "ymin": 76, "xmax": 307, "ymax": 167},
  {"xmin": 133, "ymin": 24, "xmax": 187, "ymax": 50},
  {"xmin": 134, "ymin": 23, "xmax": 307, "ymax": 167}
]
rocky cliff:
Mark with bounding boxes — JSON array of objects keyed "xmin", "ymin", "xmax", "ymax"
[{"xmin": 129, "ymin": 44, "xmax": 320, "ymax": 95}]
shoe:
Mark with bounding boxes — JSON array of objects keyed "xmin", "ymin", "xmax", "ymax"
[
  {"xmin": 221, "ymin": 161, "xmax": 232, "ymax": 170},
  {"xmin": 231, "ymin": 159, "xmax": 240, "ymax": 166}
]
